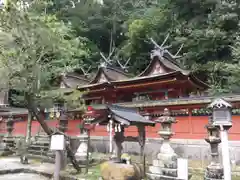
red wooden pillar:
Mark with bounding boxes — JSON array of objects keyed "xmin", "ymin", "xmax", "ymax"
[
  {"xmin": 111, "ymin": 91, "xmax": 117, "ymax": 103},
  {"xmin": 188, "ymin": 108, "xmax": 193, "ymax": 135}
]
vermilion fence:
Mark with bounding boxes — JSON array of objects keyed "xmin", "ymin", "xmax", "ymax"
[{"xmin": 1, "ymin": 115, "xmax": 240, "ymax": 140}]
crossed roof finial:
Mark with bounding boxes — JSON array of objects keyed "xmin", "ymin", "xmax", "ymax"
[
  {"xmin": 80, "ymin": 66, "xmax": 92, "ymax": 77},
  {"xmin": 150, "ymin": 34, "xmax": 183, "ymax": 60},
  {"xmin": 99, "ymin": 48, "xmax": 115, "ymax": 68},
  {"xmin": 116, "ymin": 57, "xmax": 131, "ymax": 72}
]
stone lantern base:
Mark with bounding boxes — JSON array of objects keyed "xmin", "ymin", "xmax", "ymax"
[
  {"xmin": 204, "ymin": 165, "xmax": 223, "ymax": 180},
  {"xmin": 0, "ymin": 136, "xmax": 15, "ymax": 156},
  {"xmin": 75, "ymin": 132, "xmax": 92, "ymax": 164},
  {"xmin": 147, "ymin": 152, "xmax": 179, "ymax": 180},
  {"xmin": 146, "ymin": 173, "xmax": 185, "ymax": 180}
]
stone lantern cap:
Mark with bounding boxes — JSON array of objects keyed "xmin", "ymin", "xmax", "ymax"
[
  {"xmin": 208, "ymin": 98, "xmax": 232, "ymax": 127},
  {"xmin": 208, "ymin": 98, "xmax": 232, "ymax": 109},
  {"xmin": 155, "ymin": 108, "xmax": 176, "ymax": 123}
]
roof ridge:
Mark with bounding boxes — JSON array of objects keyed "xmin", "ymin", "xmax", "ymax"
[
  {"xmin": 66, "ymin": 74, "xmax": 90, "ymax": 82},
  {"xmin": 106, "ymin": 65, "xmax": 131, "ymax": 77}
]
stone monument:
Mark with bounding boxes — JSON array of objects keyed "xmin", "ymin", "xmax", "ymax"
[
  {"xmin": 147, "ymin": 108, "xmax": 185, "ymax": 180},
  {"xmin": 75, "ymin": 130, "xmax": 91, "ymax": 163}
]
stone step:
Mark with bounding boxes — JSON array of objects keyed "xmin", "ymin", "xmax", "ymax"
[
  {"xmin": 32, "ymin": 141, "xmax": 50, "ymax": 144},
  {"xmin": 152, "ymin": 160, "xmax": 177, "ymax": 169},
  {"xmin": 148, "ymin": 165, "xmax": 178, "ymax": 177},
  {"xmin": 146, "ymin": 172, "xmax": 186, "ymax": 180}
]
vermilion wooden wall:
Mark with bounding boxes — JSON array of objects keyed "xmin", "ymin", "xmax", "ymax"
[{"xmin": 2, "ymin": 115, "xmax": 240, "ymax": 140}]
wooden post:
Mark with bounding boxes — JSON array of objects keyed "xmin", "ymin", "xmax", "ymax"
[
  {"xmin": 85, "ymin": 129, "xmax": 90, "ymax": 174},
  {"xmin": 53, "ymin": 150, "xmax": 62, "ymax": 180},
  {"xmin": 109, "ymin": 120, "xmax": 113, "ymax": 153},
  {"xmin": 26, "ymin": 111, "xmax": 32, "ymax": 145},
  {"xmin": 50, "ymin": 134, "xmax": 66, "ymax": 180},
  {"xmin": 220, "ymin": 126, "xmax": 231, "ymax": 180},
  {"xmin": 138, "ymin": 125, "xmax": 146, "ymax": 177},
  {"xmin": 114, "ymin": 126, "xmax": 124, "ymax": 162}
]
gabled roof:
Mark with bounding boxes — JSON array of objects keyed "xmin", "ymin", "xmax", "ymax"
[
  {"xmin": 108, "ymin": 105, "xmax": 155, "ymax": 126},
  {"xmin": 139, "ymin": 50, "xmax": 189, "ymax": 77},
  {"xmin": 90, "ymin": 65, "xmax": 130, "ymax": 84},
  {"xmin": 84, "ymin": 104, "xmax": 155, "ymax": 126},
  {"xmin": 61, "ymin": 71, "xmax": 90, "ymax": 88},
  {"xmin": 135, "ymin": 48, "xmax": 208, "ymax": 89}
]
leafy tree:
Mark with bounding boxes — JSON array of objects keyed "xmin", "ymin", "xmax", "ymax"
[
  {"xmin": 0, "ymin": 0, "xmax": 88, "ymax": 170},
  {"xmin": 52, "ymin": 0, "xmax": 158, "ymax": 69}
]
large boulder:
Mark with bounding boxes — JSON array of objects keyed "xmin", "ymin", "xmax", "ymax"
[{"xmin": 100, "ymin": 161, "xmax": 142, "ymax": 180}]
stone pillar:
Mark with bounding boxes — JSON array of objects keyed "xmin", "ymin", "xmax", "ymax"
[
  {"xmin": 204, "ymin": 122, "xmax": 223, "ymax": 180},
  {"xmin": 147, "ymin": 108, "xmax": 179, "ymax": 180}
]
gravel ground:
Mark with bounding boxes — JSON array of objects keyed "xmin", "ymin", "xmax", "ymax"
[{"xmin": 0, "ymin": 173, "xmax": 49, "ymax": 180}]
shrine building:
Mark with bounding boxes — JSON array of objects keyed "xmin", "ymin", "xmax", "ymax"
[{"xmin": 1, "ymin": 36, "xmax": 240, "ymax": 161}]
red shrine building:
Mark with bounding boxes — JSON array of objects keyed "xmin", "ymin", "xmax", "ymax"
[{"xmin": 1, "ymin": 37, "xmax": 240, "ymax": 144}]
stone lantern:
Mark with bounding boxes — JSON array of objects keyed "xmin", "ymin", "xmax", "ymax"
[
  {"xmin": 75, "ymin": 120, "xmax": 91, "ymax": 164},
  {"xmin": 204, "ymin": 116, "xmax": 223, "ymax": 180},
  {"xmin": 207, "ymin": 98, "xmax": 232, "ymax": 180},
  {"xmin": 147, "ymin": 108, "xmax": 179, "ymax": 179}
]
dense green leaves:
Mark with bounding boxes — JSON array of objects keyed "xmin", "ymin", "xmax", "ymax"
[
  {"xmin": 118, "ymin": 0, "xmax": 240, "ymax": 93},
  {"xmin": 0, "ymin": 0, "xmax": 89, "ymax": 108},
  {"xmin": 1, "ymin": 0, "xmax": 240, "ymax": 101}
]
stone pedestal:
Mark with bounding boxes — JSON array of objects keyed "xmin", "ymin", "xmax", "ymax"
[
  {"xmin": 1, "ymin": 136, "xmax": 15, "ymax": 156},
  {"xmin": 1, "ymin": 118, "xmax": 15, "ymax": 156},
  {"xmin": 147, "ymin": 108, "xmax": 184, "ymax": 180},
  {"xmin": 75, "ymin": 131, "xmax": 91, "ymax": 163},
  {"xmin": 204, "ymin": 124, "xmax": 223, "ymax": 180}
]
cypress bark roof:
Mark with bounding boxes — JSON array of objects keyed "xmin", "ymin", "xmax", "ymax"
[
  {"xmin": 60, "ymin": 70, "xmax": 90, "ymax": 88},
  {"xmin": 89, "ymin": 65, "xmax": 130, "ymax": 84}
]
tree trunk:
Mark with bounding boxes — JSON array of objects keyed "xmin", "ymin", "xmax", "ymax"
[
  {"xmin": 26, "ymin": 93, "xmax": 80, "ymax": 171},
  {"xmin": 25, "ymin": 111, "xmax": 32, "ymax": 145}
]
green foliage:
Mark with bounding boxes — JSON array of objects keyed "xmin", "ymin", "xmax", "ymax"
[
  {"xmin": 0, "ymin": 0, "xmax": 240, "ymax": 102},
  {"xmin": 119, "ymin": 0, "xmax": 240, "ymax": 93},
  {"xmin": 0, "ymin": 0, "xmax": 89, "ymax": 109}
]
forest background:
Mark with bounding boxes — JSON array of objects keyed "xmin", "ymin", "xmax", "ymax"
[
  {"xmin": 1, "ymin": 0, "xmax": 240, "ymax": 103},
  {"xmin": 0, "ymin": 0, "xmax": 239, "ymax": 171},
  {"xmin": 51, "ymin": 0, "xmax": 240, "ymax": 95}
]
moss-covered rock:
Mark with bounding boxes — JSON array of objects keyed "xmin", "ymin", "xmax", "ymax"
[{"xmin": 100, "ymin": 161, "xmax": 142, "ymax": 180}]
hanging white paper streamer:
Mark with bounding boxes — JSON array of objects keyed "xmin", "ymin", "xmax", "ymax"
[{"xmin": 118, "ymin": 124, "xmax": 121, "ymax": 132}]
